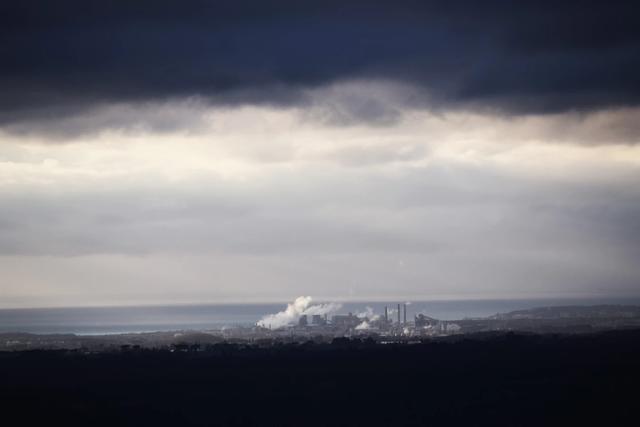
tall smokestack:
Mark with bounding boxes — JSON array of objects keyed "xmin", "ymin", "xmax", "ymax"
[
  {"xmin": 384, "ymin": 306, "xmax": 388, "ymax": 323},
  {"xmin": 397, "ymin": 304, "xmax": 401, "ymax": 324},
  {"xmin": 403, "ymin": 304, "xmax": 407, "ymax": 325}
]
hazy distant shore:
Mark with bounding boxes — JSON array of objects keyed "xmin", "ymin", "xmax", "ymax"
[
  {"xmin": 3, "ymin": 297, "xmax": 640, "ymax": 335},
  {"xmin": 3, "ymin": 304, "xmax": 640, "ymax": 352}
]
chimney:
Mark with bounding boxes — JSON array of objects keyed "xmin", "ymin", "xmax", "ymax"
[
  {"xmin": 397, "ymin": 304, "xmax": 401, "ymax": 323},
  {"xmin": 384, "ymin": 306, "xmax": 388, "ymax": 323},
  {"xmin": 403, "ymin": 303, "xmax": 407, "ymax": 325}
]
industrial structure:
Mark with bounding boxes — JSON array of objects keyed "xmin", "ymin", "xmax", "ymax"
[{"xmin": 254, "ymin": 302, "xmax": 463, "ymax": 341}]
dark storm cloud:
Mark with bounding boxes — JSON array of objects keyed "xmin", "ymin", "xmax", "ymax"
[{"xmin": 1, "ymin": 0, "xmax": 640, "ymax": 125}]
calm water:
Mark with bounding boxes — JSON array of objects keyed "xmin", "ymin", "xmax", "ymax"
[{"xmin": 1, "ymin": 298, "xmax": 639, "ymax": 335}]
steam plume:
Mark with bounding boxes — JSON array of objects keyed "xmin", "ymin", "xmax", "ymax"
[
  {"xmin": 355, "ymin": 321, "xmax": 371, "ymax": 330},
  {"xmin": 257, "ymin": 296, "xmax": 341, "ymax": 329},
  {"xmin": 356, "ymin": 306, "xmax": 380, "ymax": 321}
]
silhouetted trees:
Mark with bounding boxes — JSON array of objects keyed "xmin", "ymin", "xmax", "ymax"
[{"xmin": 1, "ymin": 330, "xmax": 638, "ymax": 426}]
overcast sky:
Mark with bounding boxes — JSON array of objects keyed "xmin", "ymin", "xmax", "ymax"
[{"xmin": 1, "ymin": 1, "xmax": 640, "ymax": 308}]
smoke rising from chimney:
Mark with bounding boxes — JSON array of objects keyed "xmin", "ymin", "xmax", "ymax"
[
  {"xmin": 356, "ymin": 306, "xmax": 380, "ymax": 321},
  {"xmin": 257, "ymin": 296, "xmax": 341, "ymax": 329},
  {"xmin": 355, "ymin": 320, "xmax": 371, "ymax": 330}
]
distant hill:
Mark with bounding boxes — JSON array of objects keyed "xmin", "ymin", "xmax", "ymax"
[{"xmin": 493, "ymin": 305, "xmax": 640, "ymax": 320}]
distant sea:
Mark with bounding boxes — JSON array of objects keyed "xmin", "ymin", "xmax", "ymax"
[{"xmin": 1, "ymin": 298, "xmax": 639, "ymax": 335}]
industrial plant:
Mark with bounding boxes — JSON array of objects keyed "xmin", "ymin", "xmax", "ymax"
[
  {"xmin": 258, "ymin": 302, "xmax": 462, "ymax": 340},
  {"xmin": 3, "ymin": 303, "xmax": 640, "ymax": 352}
]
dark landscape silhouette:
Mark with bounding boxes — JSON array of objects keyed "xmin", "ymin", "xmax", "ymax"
[{"xmin": 1, "ymin": 330, "xmax": 638, "ymax": 426}]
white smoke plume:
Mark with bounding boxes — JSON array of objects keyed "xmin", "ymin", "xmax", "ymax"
[
  {"xmin": 257, "ymin": 296, "xmax": 342, "ymax": 329},
  {"xmin": 356, "ymin": 306, "xmax": 380, "ymax": 321},
  {"xmin": 355, "ymin": 321, "xmax": 371, "ymax": 330}
]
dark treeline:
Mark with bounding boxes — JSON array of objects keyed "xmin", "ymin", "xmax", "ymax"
[{"xmin": 1, "ymin": 330, "xmax": 639, "ymax": 426}]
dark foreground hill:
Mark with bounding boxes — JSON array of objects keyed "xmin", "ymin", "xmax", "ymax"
[{"xmin": 1, "ymin": 330, "xmax": 639, "ymax": 426}]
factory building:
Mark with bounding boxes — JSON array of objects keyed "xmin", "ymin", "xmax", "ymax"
[
  {"xmin": 332, "ymin": 313, "xmax": 361, "ymax": 328},
  {"xmin": 415, "ymin": 314, "xmax": 438, "ymax": 328},
  {"xmin": 298, "ymin": 315, "xmax": 308, "ymax": 327},
  {"xmin": 311, "ymin": 314, "xmax": 327, "ymax": 326}
]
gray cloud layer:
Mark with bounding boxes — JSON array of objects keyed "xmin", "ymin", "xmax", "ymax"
[
  {"xmin": 2, "ymin": 163, "xmax": 639, "ymax": 304},
  {"xmin": 1, "ymin": 164, "xmax": 638, "ymax": 257}
]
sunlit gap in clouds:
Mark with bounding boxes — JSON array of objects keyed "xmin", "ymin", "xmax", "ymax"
[{"xmin": 1, "ymin": 80, "xmax": 640, "ymax": 308}]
